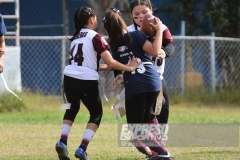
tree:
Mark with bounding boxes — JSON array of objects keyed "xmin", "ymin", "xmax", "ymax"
[
  {"xmin": 159, "ymin": 0, "xmax": 240, "ymax": 37},
  {"xmin": 89, "ymin": 0, "xmax": 131, "ymax": 34}
]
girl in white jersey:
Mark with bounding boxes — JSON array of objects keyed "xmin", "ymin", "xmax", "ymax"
[
  {"xmin": 55, "ymin": 6, "xmax": 139, "ymax": 160},
  {"xmin": 128, "ymin": 0, "xmax": 175, "ymax": 124}
]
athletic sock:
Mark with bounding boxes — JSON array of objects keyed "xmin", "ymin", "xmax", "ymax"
[
  {"xmin": 60, "ymin": 124, "xmax": 71, "ymax": 145},
  {"xmin": 146, "ymin": 117, "xmax": 158, "ymax": 124},
  {"xmin": 79, "ymin": 129, "xmax": 95, "ymax": 151},
  {"xmin": 145, "ymin": 118, "xmax": 167, "ymax": 154}
]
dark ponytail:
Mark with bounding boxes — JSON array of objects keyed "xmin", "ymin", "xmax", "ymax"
[
  {"xmin": 103, "ymin": 8, "xmax": 128, "ymax": 45},
  {"xmin": 69, "ymin": 7, "xmax": 96, "ymax": 41}
]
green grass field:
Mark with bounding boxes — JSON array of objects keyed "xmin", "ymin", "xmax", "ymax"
[{"xmin": 0, "ymin": 92, "xmax": 239, "ymax": 160}]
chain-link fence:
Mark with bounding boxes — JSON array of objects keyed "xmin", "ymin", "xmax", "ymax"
[
  {"xmin": 4, "ymin": 36, "xmax": 67, "ymax": 95},
  {"xmin": 4, "ymin": 35, "xmax": 240, "ymax": 97},
  {"xmin": 166, "ymin": 36, "xmax": 240, "ymax": 96}
]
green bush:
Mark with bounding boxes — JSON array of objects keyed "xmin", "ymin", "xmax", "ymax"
[
  {"xmin": 0, "ymin": 93, "xmax": 26, "ymax": 113},
  {"xmin": 170, "ymin": 85, "xmax": 240, "ymax": 105}
]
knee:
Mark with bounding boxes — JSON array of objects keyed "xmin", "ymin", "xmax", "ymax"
[
  {"xmin": 89, "ymin": 111, "xmax": 103, "ymax": 126},
  {"xmin": 63, "ymin": 108, "xmax": 79, "ymax": 122},
  {"xmin": 162, "ymin": 96, "xmax": 169, "ymax": 110}
]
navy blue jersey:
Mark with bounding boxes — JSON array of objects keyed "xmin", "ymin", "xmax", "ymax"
[
  {"xmin": 0, "ymin": 14, "xmax": 7, "ymax": 37},
  {"xmin": 110, "ymin": 31, "xmax": 160, "ymax": 99}
]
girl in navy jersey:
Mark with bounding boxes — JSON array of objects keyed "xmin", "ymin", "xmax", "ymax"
[
  {"xmin": 55, "ymin": 6, "xmax": 139, "ymax": 160},
  {"xmin": 103, "ymin": 8, "xmax": 172, "ymax": 160},
  {"xmin": 128, "ymin": 0, "xmax": 175, "ymax": 125}
]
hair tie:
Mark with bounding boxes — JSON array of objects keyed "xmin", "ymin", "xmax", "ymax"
[
  {"xmin": 110, "ymin": 7, "xmax": 120, "ymax": 13},
  {"xmin": 102, "ymin": 17, "xmax": 106, "ymax": 23}
]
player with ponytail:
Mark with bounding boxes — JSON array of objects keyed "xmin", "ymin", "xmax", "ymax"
[
  {"xmin": 103, "ymin": 8, "xmax": 172, "ymax": 160},
  {"xmin": 55, "ymin": 6, "xmax": 139, "ymax": 160}
]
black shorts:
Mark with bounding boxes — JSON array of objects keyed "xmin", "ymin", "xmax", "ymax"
[
  {"xmin": 63, "ymin": 75, "xmax": 103, "ymax": 125},
  {"xmin": 125, "ymin": 91, "xmax": 159, "ymax": 123}
]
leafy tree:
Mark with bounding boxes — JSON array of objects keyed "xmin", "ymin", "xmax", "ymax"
[{"xmin": 158, "ymin": 0, "xmax": 240, "ymax": 37}]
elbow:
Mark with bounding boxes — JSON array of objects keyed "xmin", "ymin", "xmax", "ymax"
[
  {"xmin": 153, "ymin": 51, "xmax": 161, "ymax": 57},
  {"xmin": 106, "ymin": 61, "xmax": 115, "ymax": 69},
  {"xmin": 108, "ymin": 64, "xmax": 114, "ymax": 69}
]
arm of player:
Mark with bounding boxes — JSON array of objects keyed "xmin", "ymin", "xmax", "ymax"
[
  {"xmin": 99, "ymin": 64, "xmax": 112, "ymax": 71},
  {"xmin": 0, "ymin": 36, "xmax": 5, "ymax": 57},
  {"xmin": 0, "ymin": 54, "xmax": 4, "ymax": 73},
  {"xmin": 112, "ymin": 74, "xmax": 123, "ymax": 89},
  {"xmin": 158, "ymin": 49, "xmax": 166, "ymax": 59},
  {"xmin": 142, "ymin": 17, "xmax": 163, "ymax": 57},
  {"xmin": 0, "ymin": 36, "xmax": 5, "ymax": 73},
  {"xmin": 100, "ymin": 50, "xmax": 140, "ymax": 72},
  {"xmin": 162, "ymin": 43, "xmax": 175, "ymax": 58}
]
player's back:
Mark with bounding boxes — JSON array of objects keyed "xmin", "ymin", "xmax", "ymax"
[{"xmin": 64, "ymin": 28, "xmax": 106, "ymax": 80}]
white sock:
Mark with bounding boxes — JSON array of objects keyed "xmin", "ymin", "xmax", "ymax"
[
  {"xmin": 82, "ymin": 129, "xmax": 95, "ymax": 141},
  {"xmin": 61, "ymin": 124, "xmax": 71, "ymax": 135},
  {"xmin": 79, "ymin": 129, "xmax": 95, "ymax": 151}
]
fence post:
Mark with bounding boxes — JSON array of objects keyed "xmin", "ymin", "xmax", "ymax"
[
  {"xmin": 62, "ymin": 0, "xmax": 69, "ymax": 36},
  {"xmin": 210, "ymin": 32, "xmax": 216, "ymax": 93},
  {"xmin": 61, "ymin": 38, "xmax": 66, "ymax": 79},
  {"xmin": 180, "ymin": 20, "xmax": 185, "ymax": 97}
]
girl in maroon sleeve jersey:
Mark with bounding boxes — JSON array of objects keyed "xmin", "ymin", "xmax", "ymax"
[
  {"xmin": 127, "ymin": 1, "xmax": 175, "ymax": 159},
  {"xmin": 128, "ymin": 0, "xmax": 175, "ymax": 125},
  {"xmin": 55, "ymin": 6, "xmax": 139, "ymax": 160}
]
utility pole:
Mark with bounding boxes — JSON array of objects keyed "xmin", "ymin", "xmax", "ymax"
[{"xmin": 62, "ymin": 0, "xmax": 69, "ymax": 36}]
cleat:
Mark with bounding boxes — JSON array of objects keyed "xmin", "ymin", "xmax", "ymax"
[
  {"xmin": 146, "ymin": 151, "xmax": 174, "ymax": 160},
  {"xmin": 55, "ymin": 141, "xmax": 70, "ymax": 160},
  {"xmin": 75, "ymin": 148, "xmax": 89, "ymax": 160}
]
